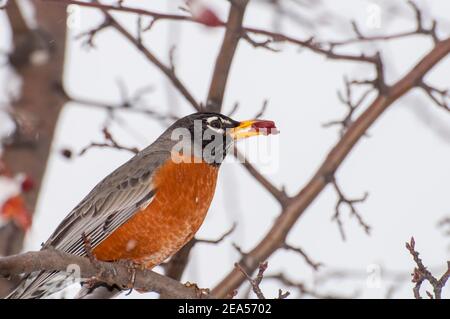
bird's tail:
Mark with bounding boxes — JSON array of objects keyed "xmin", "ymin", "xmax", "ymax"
[
  {"xmin": 5, "ymin": 271, "xmax": 79, "ymax": 299},
  {"xmin": 75, "ymin": 284, "xmax": 121, "ymax": 299}
]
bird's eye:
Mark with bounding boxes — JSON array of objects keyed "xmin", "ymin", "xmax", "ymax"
[{"xmin": 209, "ymin": 119, "xmax": 222, "ymax": 129}]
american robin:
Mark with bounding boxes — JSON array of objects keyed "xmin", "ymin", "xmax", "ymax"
[{"xmin": 6, "ymin": 112, "xmax": 278, "ymax": 299}]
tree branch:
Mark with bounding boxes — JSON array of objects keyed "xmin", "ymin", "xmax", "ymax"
[
  {"xmin": 0, "ymin": 249, "xmax": 210, "ymax": 299},
  {"xmin": 235, "ymin": 261, "xmax": 267, "ymax": 299},
  {"xmin": 91, "ymin": 1, "xmax": 201, "ymax": 111},
  {"xmin": 235, "ymin": 149, "xmax": 290, "ymax": 207},
  {"xmin": 41, "ymin": 0, "xmax": 196, "ymax": 25},
  {"xmin": 282, "ymin": 243, "xmax": 322, "ymax": 271},
  {"xmin": 206, "ymin": 0, "xmax": 249, "ymax": 112},
  {"xmin": 211, "ymin": 37, "xmax": 450, "ymax": 298},
  {"xmin": 331, "ymin": 178, "xmax": 370, "ymax": 241},
  {"xmin": 5, "ymin": 0, "xmax": 29, "ymax": 48},
  {"xmin": 405, "ymin": 237, "xmax": 449, "ymax": 299},
  {"xmin": 419, "ymin": 81, "xmax": 450, "ymax": 112}
]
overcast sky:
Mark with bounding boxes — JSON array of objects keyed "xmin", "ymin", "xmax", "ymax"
[{"xmin": 1, "ymin": 0, "xmax": 450, "ymax": 298}]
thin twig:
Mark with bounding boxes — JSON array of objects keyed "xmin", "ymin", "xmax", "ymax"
[
  {"xmin": 419, "ymin": 81, "xmax": 450, "ymax": 112},
  {"xmin": 282, "ymin": 243, "xmax": 322, "ymax": 271},
  {"xmin": 405, "ymin": 237, "xmax": 450, "ymax": 299},
  {"xmin": 235, "ymin": 261, "xmax": 268, "ymax": 299},
  {"xmin": 323, "ymin": 77, "xmax": 375, "ymax": 136},
  {"xmin": 78, "ymin": 127, "xmax": 139, "ymax": 156},
  {"xmin": 195, "ymin": 223, "xmax": 236, "ymax": 245},
  {"xmin": 90, "ymin": 0, "xmax": 201, "ymax": 111},
  {"xmin": 331, "ymin": 178, "xmax": 370, "ymax": 241}
]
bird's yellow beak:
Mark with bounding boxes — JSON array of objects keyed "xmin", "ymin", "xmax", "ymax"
[{"xmin": 230, "ymin": 120, "xmax": 279, "ymax": 140}]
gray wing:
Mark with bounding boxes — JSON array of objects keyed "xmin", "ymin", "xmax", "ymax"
[
  {"xmin": 6, "ymin": 149, "xmax": 170, "ymax": 299},
  {"xmin": 44, "ymin": 149, "xmax": 170, "ymax": 255}
]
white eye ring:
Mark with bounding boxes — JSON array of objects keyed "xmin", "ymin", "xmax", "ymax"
[{"xmin": 206, "ymin": 116, "xmax": 219, "ymax": 123}]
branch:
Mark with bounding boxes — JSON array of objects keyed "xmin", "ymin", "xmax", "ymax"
[
  {"xmin": 90, "ymin": 0, "xmax": 201, "ymax": 111},
  {"xmin": 4, "ymin": 0, "xmax": 29, "ymax": 48},
  {"xmin": 323, "ymin": 77, "xmax": 376, "ymax": 136},
  {"xmin": 43, "ymin": 0, "xmax": 434, "ymax": 76},
  {"xmin": 405, "ymin": 237, "xmax": 449, "ymax": 299},
  {"xmin": 55, "ymin": 84, "xmax": 178, "ymax": 123},
  {"xmin": 282, "ymin": 243, "xmax": 322, "ymax": 271},
  {"xmin": 331, "ymin": 178, "xmax": 370, "ymax": 241},
  {"xmin": 235, "ymin": 261, "xmax": 267, "ymax": 299},
  {"xmin": 211, "ymin": 38, "xmax": 450, "ymax": 298},
  {"xmin": 195, "ymin": 223, "xmax": 237, "ymax": 245},
  {"xmin": 0, "ymin": 249, "xmax": 210, "ymax": 299},
  {"xmin": 243, "ymin": 28, "xmax": 379, "ymax": 64},
  {"xmin": 229, "ymin": 100, "xmax": 291, "ymax": 206},
  {"xmin": 41, "ymin": 0, "xmax": 196, "ymax": 24},
  {"xmin": 419, "ymin": 81, "xmax": 450, "ymax": 112},
  {"xmin": 206, "ymin": 0, "xmax": 249, "ymax": 112},
  {"xmin": 78, "ymin": 127, "xmax": 139, "ymax": 156},
  {"xmin": 235, "ymin": 149, "xmax": 290, "ymax": 207},
  {"xmin": 75, "ymin": 16, "xmax": 112, "ymax": 48},
  {"xmin": 326, "ymin": 1, "xmax": 439, "ymax": 47}
]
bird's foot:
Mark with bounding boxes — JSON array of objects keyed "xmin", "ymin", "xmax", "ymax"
[
  {"xmin": 117, "ymin": 259, "xmax": 139, "ymax": 295},
  {"xmin": 184, "ymin": 281, "xmax": 210, "ymax": 298}
]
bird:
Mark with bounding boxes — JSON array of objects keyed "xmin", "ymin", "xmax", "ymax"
[{"xmin": 6, "ymin": 112, "xmax": 278, "ymax": 299}]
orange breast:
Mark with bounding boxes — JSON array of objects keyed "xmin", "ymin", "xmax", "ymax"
[{"xmin": 92, "ymin": 158, "xmax": 219, "ymax": 268}]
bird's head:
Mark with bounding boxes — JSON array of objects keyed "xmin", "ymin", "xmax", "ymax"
[{"xmin": 164, "ymin": 112, "xmax": 278, "ymax": 165}]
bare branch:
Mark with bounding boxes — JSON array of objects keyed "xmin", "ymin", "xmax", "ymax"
[
  {"xmin": 331, "ymin": 178, "xmax": 370, "ymax": 241},
  {"xmin": 327, "ymin": 1, "xmax": 439, "ymax": 47},
  {"xmin": 41, "ymin": 0, "xmax": 196, "ymax": 24},
  {"xmin": 0, "ymin": 249, "xmax": 211, "ymax": 299},
  {"xmin": 405, "ymin": 237, "xmax": 450, "ymax": 299},
  {"xmin": 241, "ymin": 33, "xmax": 278, "ymax": 52},
  {"xmin": 75, "ymin": 17, "xmax": 112, "ymax": 48},
  {"xmin": 87, "ymin": 0, "xmax": 201, "ymax": 111},
  {"xmin": 78, "ymin": 127, "xmax": 139, "ymax": 156},
  {"xmin": 419, "ymin": 81, "xmax": 450, "ymax": 112},
  {"xmin": 195, "ymin": 223, "xmax": 236, "ymax": 245},
  {"xmin": 42, "ymin": 0, "xmax": 437, "ymax": 68},
  {"xmin": 235, "ymin": 261, "xmax": 268, "ymax": 299},
  {"xmin": 277, "ymin": 289, "xmax": 290, "ymax": 299},
  {"xmin": 323, "ymin": 77, "xmax": 375, "ymax": 136},
  {"xmin": 234, "ymin": 149, "xmax": 290, "ymax": 206},
  {"xmin": 282, "ymin": 243, "xmax": 322, "ymax": 271},
  {"xmin": 212, "ymin": 37, "xmax": 450, "ymax": 299},
  {"xmin": 206, "ymin": 0, "xmax": 249, "ymax": 112},
  {"xmin": 4, "ymin": 0, "xmax": 29, "ymax": 47},
  {"xmin": 253, "ymin": 100, "xmax": 269, "ymax": 119},
  {"xmin": 58, "ymin": 85, "xmax": 177, "ymax": 123}
]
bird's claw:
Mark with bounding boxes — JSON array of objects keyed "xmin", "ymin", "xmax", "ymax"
[
  {"xmin": 184, "ymin": 281, "xmax": 210, "ymax": 298},
  {"xmin": 116, "ymin": 259, "xmax": 138, "ymax": 295}
]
